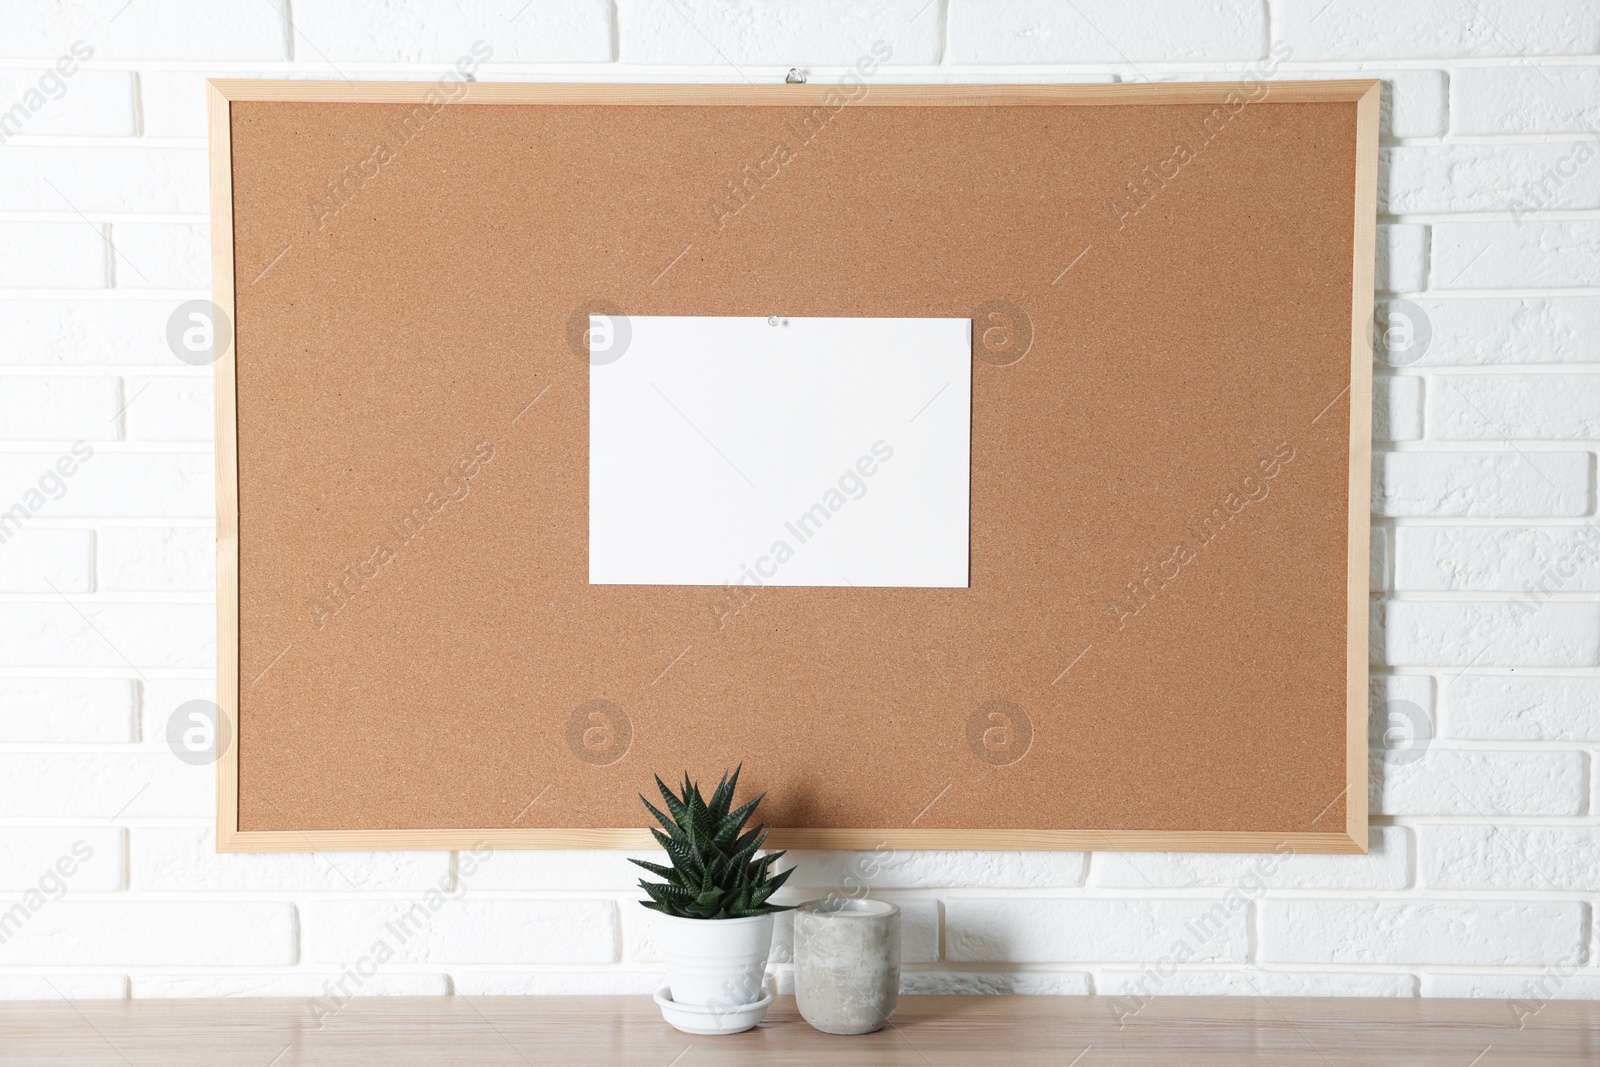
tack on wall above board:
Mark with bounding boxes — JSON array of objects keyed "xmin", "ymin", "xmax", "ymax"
[{"xmin": 209, "ymin": 80, "xmax": 1377, "ymax": 853}]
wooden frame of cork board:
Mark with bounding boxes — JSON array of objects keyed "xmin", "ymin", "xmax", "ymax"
[{"xmin": 210, "ymin": 79, "xmax": 1378, "ymax": 854}]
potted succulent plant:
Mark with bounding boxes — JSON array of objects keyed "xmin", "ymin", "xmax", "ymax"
[{"xmin": 633, "ymin": 767, "xmax": 794, "ymax": 1035}]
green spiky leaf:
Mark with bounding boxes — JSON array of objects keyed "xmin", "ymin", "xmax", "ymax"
[
  {"xmin": 628, "ymin": 858, "xmax": 678, "ymax": 883},
  {"xmin": 630, "ymin": 767, "xmax": 796, "ymax": 920},
  {"xmin": 640, "ymin": 881, "xmax": 696, "ymax": 906},
  {"xmin": 639, "ymin": 795, "xmax": 679, "ymax": 837},
  {"xmin": 707, "ymin": 766, "xmax": 740, "ymax": 823},
  {"xmin": 655, "ymin": 776, "xmax": 693, "ymax": 831}
]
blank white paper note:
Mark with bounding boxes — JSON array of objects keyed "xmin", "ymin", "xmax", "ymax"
[{"xmin": 588, "ymin": 315, "xmax": 971, "ymax": 588}]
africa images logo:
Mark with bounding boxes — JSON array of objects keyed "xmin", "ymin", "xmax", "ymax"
[{"xmin": 307, "ymin": 442, "xmax": 495, "ymax": 629}]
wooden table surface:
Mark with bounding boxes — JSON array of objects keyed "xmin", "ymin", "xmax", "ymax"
[{"xmin": 0, "ymin": 994, "xmax": 1596, "ymax": 1066}]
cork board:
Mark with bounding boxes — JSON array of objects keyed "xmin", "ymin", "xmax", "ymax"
[{"xmin": 210, "ymin": 81, "xmax": 1378, "ymax": 853}]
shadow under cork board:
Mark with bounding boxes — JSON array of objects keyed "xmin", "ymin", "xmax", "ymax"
[{"xmin": 209, "ymin": 80, "xmax": 1378, "ymax": 853}]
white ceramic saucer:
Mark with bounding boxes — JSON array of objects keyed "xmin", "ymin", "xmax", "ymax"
[{"xmin": 653, "ymin": 986, "xmax": 774, "ymax": 1035}]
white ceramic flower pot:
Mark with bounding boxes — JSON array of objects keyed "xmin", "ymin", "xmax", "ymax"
[{"xmin": 655, "ymin": 912, "xmax": 774, "ymax": 1009}]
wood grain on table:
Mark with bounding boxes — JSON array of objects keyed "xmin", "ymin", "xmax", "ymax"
[{"xmin": 1, "ymin": 994, "xmax": 1597, "ymax": 1066}]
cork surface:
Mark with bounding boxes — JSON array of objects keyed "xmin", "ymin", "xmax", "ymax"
[{"xmin": 227, "ymin": 88, "xmax": 1364, "ymax": 836}]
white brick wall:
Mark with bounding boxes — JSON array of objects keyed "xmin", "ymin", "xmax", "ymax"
[
  {"xmin": 0, "ymin": 679, "xmax": 134, "ymax": 741},
  {"xmin": 947, "ymin": 1, "xmax": 1266, "ymax": 64},
  {"xmin": 3, "ymin": 2, "xmax": 289, "ymax": 61},
  {"xmin": 302, "ymin": 899, "xmax": 617, "ymax": 964},
  {"xmin": 1372, "ymin": 451, "xmax": 1590, "ymax": 517},
  {"xmin": 1444, "ymin": 675, "xmax": 1600, "ymax": 741},
  {"xmin": 1384, "ymin": 145, "xmax": 1600, "ymax": 214},
  {"xmin": 0, "ymin": 376, "xmax": 120, "ymax": 439},
  {"xmin": 621, "ymin": 0, "xmax": 940, "ymax": 65},
  {"xmin": 1433, "ymin": 222, "xmax": 1600, "ymax": 289},
  {"xmin": 0, "ymin": 224, "xmax": 107, "ymax": 288},
  {"xmin": 98, "ymin": 526, "xmax": 213, "ymax": 589},
  {"xmin": 1453, "ymin": 67, "xmax": 1600, "ymax": 134},
  {"xmin": 1258, "ymin": 900, "xmax": 1583, "ymax": 966},
  {"xmin": 1390, "ymin": 297, "xmax": 1600, "ymax": 366},
  {"xmin": 0, "ymin": 146, "xmax": 207, "ymax": 213},
  {"xmin": 946, "ymin": 898, "xmax": 1250, "ymax": 964},
  {"xmin": 1377, "ymin": 600, "xmax": 1600, "ymax": 667},
  {"xmin": 0, "ymin": 528, "xmax": 93, "ymax": 591},
  {"xmin": 0, "ymin": 901, "xmax": 296, "ymax": 965},
  {"xmin": 0, "ymin": 68, "xmax": 134, "ymax": 138},
  {"xmin": 108, "ymin": 225, "xmax": 208, "ymax": 290},
  {"xmin": 0, "ymin": 0, "xmax": 1595, "ymax": 1006},
  {"xmin": 1272, "ymin": 0, "xmax": 1600, "ymax": 59},
  {"xmin": 1376, "ymin": 224, "xmax": 1428, "ymax": 293},
  {"xmin": 1429, "ymin": 374, "xmax": 1600, "ymax": 439}
]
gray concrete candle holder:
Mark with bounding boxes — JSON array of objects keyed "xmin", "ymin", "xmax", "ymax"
[{"xmin": 793, "ymin": 898, "xmax": 901, "ymax": 1035}]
